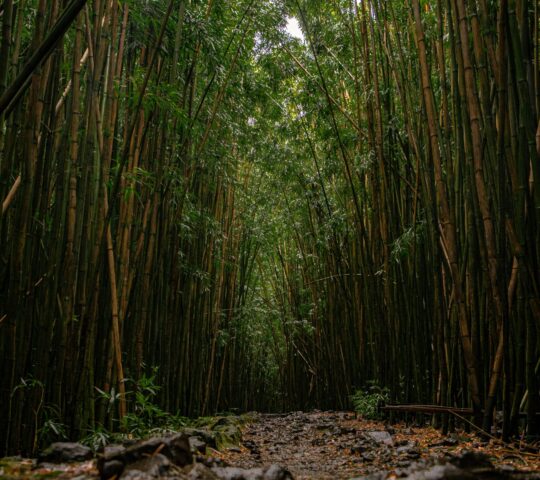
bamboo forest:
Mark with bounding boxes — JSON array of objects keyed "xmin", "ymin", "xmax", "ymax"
[{"xmin": 0, "ymin": 0, "xmax": 539, "ymax": 479}]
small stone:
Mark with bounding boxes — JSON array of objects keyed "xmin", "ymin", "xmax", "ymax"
[
  {"xmin": 211, "ymin": 466, "xmax": 258, "ymax": 479},
  {"xmin": 188, "ymin": 463, "xmax": 220, "ymax": 479},
  {"xmin": 183, "ymin": 428, "xmax": 217, "ymax": 448},
  {"xmin": 198, "ymin": 456, "xmax": 226, "ymax": 468},
  {"xmin": 351, "ymin": 444, "xmax": 364, "ymax": 454},
  {"xmin": 361, "ymin": 453, "xmax": 375, "ymax": 463},
  {"xmin": 429, "ymin": 437, "xmax": 458, "ymax": 448},
  {"xmin": 366, "ymin": 431, "xmax": 394, "ymax": 446},
  {"xmin": 410, "ymin": 463, "xmax": 474, "ymax": 479},
  {"xmin": 263, "ymin": 464, "xmax": 294, "ymax": 480},
  {"xmin": 189, "ymin": 436, "xmax": 207, "ymax": 454},
  {"xmin": 120, "ymin": 471, "xmax": 155, "ymax": 480},
  {"xmin": 243, "ymin": 440, "xmax": 256, "ymax": 448},
  {"xmin": 396, "ymin": 441, "xmax": 420, "ymax": 459}
]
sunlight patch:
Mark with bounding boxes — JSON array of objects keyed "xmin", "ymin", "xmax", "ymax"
[{"xmin": 285, "ymin": 16, "xmax": 304, "ymax": 41}]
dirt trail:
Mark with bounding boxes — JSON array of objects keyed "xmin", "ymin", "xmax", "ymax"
[
  {"xmin": 221, "ymin": 411, "xmax": 540, "ymax": 479},
  {"xmin": 2, "ymin": 411, "xmax": 540, "ymax": 479},
  {"xmin": 224, "ymin": 411, "xmax": 370, "ymax": 479}
]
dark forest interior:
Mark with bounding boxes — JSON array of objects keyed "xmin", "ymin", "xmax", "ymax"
[{"xmin": 0, "ymin": 0, "xmax": 539, "ymax": 467}]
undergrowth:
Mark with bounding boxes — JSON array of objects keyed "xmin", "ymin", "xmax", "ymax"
[
  {"xmin": 78, "ymin": 367, "xmax": 247, "ymax": 452},
  {"xmin": 350, "ymin": 383, "xmax": 390, "ymax": 420}
]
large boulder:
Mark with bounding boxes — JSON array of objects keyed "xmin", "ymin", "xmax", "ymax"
[
  {"xmin": 38, "ymin": 442, "xmax": 93, "ymax": 463},
  {"xmin": 97, "ymin": 434, "xmax": 192, "ymax": 479}
]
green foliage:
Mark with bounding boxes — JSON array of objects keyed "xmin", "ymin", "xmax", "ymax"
[
  {"xmin": 121, "ymin": 368, "xmax": 188, "ymax": 437},
  {"xmin": 95, "ymin": 386, "xmax": 126, "ymax": 414},
  {"xmin": 390, "ymin": 220, "xmax": 426, "ymax": 264},
  {"xmin": 193, "ymin": 415, "xmax": 246, "ymax": 450},
  {"xmin": 38, "ymin": 405, "xmax": 67, "ymax": 448},
  {"xmin": 81, "ymin": 426, "xmax": 113, "ymax": 452},
  {"xmin": 350, "ymin": 384, "xmax": 389, "ymax": 420},
  {"xmin": 11, "ymin": 376, "xmax": 44, "ymax": 395}
]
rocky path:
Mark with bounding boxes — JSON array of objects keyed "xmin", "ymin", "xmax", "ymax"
[
  {"xmin": 2, "ymin": 411, "xmax": 540, "ymax": 479},
  {"xmin": 224, "ymin": 411, "xmax": 375, "ymax": 478},
  {"xmin": 221, "ymin": 411, "xmax": 540, "ymax": 479}
]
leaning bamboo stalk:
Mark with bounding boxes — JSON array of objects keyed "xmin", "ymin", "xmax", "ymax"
[
  {"xmin": 0, "ymin": 0, "xmax": 88, "ymax": 117},
  {"xmin": 54, "ymin": 48, "xmax": 89, "ymax": 114},
  {"xmin": 105, "ymin": 190, "xmax": 126, "ymax": 420},
  {"xmin": 1, "ymin": 175, "xmax": 21, "ymax": 214}
]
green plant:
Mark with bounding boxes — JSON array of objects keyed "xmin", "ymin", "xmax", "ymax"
[
  {"xmin": 121, "ymin": 367, "xmax": 188, "ymax": 436},
  {"xmin": 12, "ymin": 377, "xmax": 45, "ymax": 451},
  {"xmin": 38, "ymin": 405, "xmax": 67, "ymax": 447},
  {"xmin": 95, "ymin": 386, "xmax": 127, "ymax": 414},
  {"xmin": 81, "ymin": 426, "xmax": 113, "ymax": 451},
  {"xmin": 350, "ymin": 384, "xmax": 389, "ymax": 420}
]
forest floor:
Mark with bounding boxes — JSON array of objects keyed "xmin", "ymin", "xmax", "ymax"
[
  {"xmin": 219, "ymin": 411, "xmax": 540, "ymax": 479},
  {"xmin": 2, "ymin": 411, "xmax": 540, "ymax": 479}
]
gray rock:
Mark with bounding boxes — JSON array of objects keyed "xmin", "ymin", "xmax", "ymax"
[
  {"xmin": 101, "ymin": 444, "xmax": 127, "ymax": 457},
  {"xmin": 98, "ymin": 434, "xmax": 192, "ymax": 479},
  {"xmin": 188, "ymin": 463, "xmax": 220, "ymax": 479},
  {"xmin": 396, "ymin": 442, "xmax": 416, "ymax": 453},
  {"xmin": 120, "ymin": 471, "xmax": 155, "ymax": 480},
  {"xmin": 38, "ymin": 442, "xmax": 93, "ymax": 463},
  {"xmin": 429, "ymin": 437, "xmax": 458, "ymax": 448},
  {"xmin": 101, "ymin": 459, "xmax": 125, "ymax": 478},
  {"xmin": 361, "ymin": 452, "xmax": 375, "ymax": 463},
  {"xmin": 396, "ymin": 441, "xmax": 420, "ymax": 459},
  {"xmin": 406, "ymin": 464, "xmax": 474, "ymax": 479},
  {"xmin": 210, "ymin": 465, "xmax": 293, "ymax": 480},
  {"xmin": 211, "ymin": 466, "xmax": 263, "ymax": 479},
  {"xmin": 354, "ymin": 463, "xmax": 473, "ymax": 480},
  {"xmin": 183, "ymin": 428, "xmax": 217, "ymax": 448},
  {"xmin": 263, "ymin": 464, "xmax": 294, "ymax": 480},
  {"xmin": 365, "ymin": 431, "xmax": 394, "ymax": 446},
  {"xmin": 120, "ymin": 453, "xmax": 171, "ymax": 479},
  {"xmin": 189, "ymin": 436, "xmax": 208, "ymax": 454}
]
